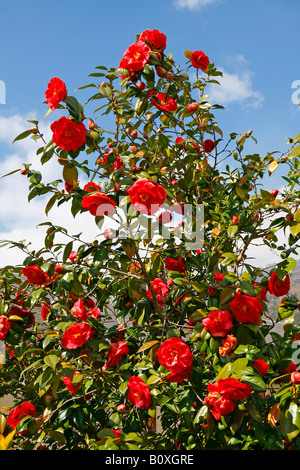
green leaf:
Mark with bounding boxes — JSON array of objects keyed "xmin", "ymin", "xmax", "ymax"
[
  {"xmin": 13, "ymin": 129, "xmax": 31, "ymax": 143},
  {"xmin": 280, "ymin": 402, "xmax": 300, "ymax": 441},
  {"xmin": 72, "ymin": 408, "xmax": 85, "ymax": 429},
  {"xmin": 230, "ymin": 409, "xmax": 245, "ymax": 434},
  {"xmin": 235, "ymin": 184, "xmax": 248, "ymax": 200},
  {"xmin": 216, "ymin": 362, "xmax": 232, "ymax": 381},
  {"xmin": 220, "ymin": 287, "xmax": 235, "ymax": 306},
  {"xmin": 44, "ymin": 354, "xmax": 58, "ymax": 371},
  {"xmin": 239, "ymin": 280, "xmax": 255, "ymax": 297},
  {"xmin": 239, "ymin": 373, "xmax": 266, "ymax": 392},
  {"xmin": 137, "ymin": 340, "xmax": 160, "ymax": 353},
  {"xmin": 109, "ymin": 412, "xmax": 121, "ymax": 427},
  {"xmin": 0, "ymin": 168, "xmax": 21, "ymax": 180},
  {"xmin": 66, "ymin": 96, "xmax": 84, "ymax": 121},
  {"xmin": 268, "ymin": 160, "xmax": 279, "ymax": 175},
  {"xmin": 63, "ymin": 165, "xmax": 78, "ymax": 185},
  {"xmin": 289, "ymin": 145, "xmax": 300, "ymax": 157},
  {"xmin": 193, "ymin": 405, "xmax": 208, "ymax": 426},
  {"xmin": 63, "ymin": 241, "xmax": 73, "ymax": 263},
  {"xmin": 290, "ymin": 223, "xmax": 300, "ymax": 237},
  {"xmin": 228, "ymin": 224, "xmax": 238, "ymax": 238},
  {"xmin": 97, "ymin": 429, "xmax": 116, "ymax": 440},
  {"xmin": 231, "ymin": 357, "xmax": 249, "ymax": 375},
  {"xmin": 45, "ymin": 193, "xmax": 59, "ymax": 216}
]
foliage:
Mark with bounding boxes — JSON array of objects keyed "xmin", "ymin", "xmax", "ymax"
[{"xmin": 0, "ymin": 29, "xmax": 300, "ymax": 450}]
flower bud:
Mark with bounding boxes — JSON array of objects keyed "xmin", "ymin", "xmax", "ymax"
[
  {"xmin": 136, "ymin": 81, "xmax": 146, "ymax": 91},
  {"xmin": 0, "ymin": 414, "xmax": 7, "ymax": 434},
  {"xmin": 270, "ymin": 189, "xmax": 279, "ymax": 198},
  {"xmin": 117, "ymin": 404, "xmax": 127, "ymax": 413},
  {"xmin": 187, "ymin": 102, "xmax": 199, "ymax": 112},
  {"xmin": 291, "ymin": 372, "xmax": 300, "ymax": 384},
  {"xmin": 156, "ymin": 66, "xmax": 167, "ymax": 77},
  {"xmin": 88, "ymin": 120, "xmax": 97, "ymax": 130},
  {"xmin": 20, "ymin": 165, "xmax": 30, "ymax": 175},
  {"xmin": 147, "ymin": 88, "xmax": 156, "ymax": 97},
  {"xmin": 286, "ymin": 213, "xmax": 294, "ymax": 222},
  {"xmin": 231, "ymin": 215, "xmax": 239, "ymax": 225}
]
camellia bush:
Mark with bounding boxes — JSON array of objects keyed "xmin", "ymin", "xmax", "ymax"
[{"xmin": 0, "ymin": 28, "xmax": 300, "ymax": 451}]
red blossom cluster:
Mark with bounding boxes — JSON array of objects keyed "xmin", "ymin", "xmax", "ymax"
[{"xmin": 205, "ymin": 378, "xmax": 253, "ymax": 420}]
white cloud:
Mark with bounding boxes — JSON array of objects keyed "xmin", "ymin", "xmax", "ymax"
[
  {"xmin": 174, "ymin": 0, "xmax": 220, "ymax": 9},
  {"xmin": 0, "ymin": 113, "xmax": 105, "ymax": 266},
  {"xmin": 207, "ymin": 58, "xmax": 264, "ymax": 108}
]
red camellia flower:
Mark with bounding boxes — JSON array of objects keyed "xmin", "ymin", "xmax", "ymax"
[
  {"xmin": 118, "ymin": 57, "xmax": 137, "ymax": 80},
  {"xmin": 175, "ymin": 136, "xmax": 186, "ymax": 148},
  {"xmin": 71, "ymin": 298, "xmax": 88, "ymax": 321},
  {"xmin": 64, "ymin": 182, "xmax": 76, "ymax": 194},
  {"xmin": 102, "ymin": 341, "xmax": 129, "ymax": 370},
  {"xmin": 54, "ymin": 264, "xmax": 64, "ymax": 275},
  {"xmin": 101, "ymin": 153, "xmax": 125, "ymax": 172},
  {"xmin": 283, "ymin": 361, "xmax": 297, "ymax": 375},
  {"xmin": 202, "ymin": 310, "xmax": 233, "ymax": 337},
  {"xmin": 219, "ymin": 334, "xmax": 238, "ymax": 356},
  {"xmin": 21, "ymin": 265, "xmax": 49, "ymax": 285},
  {"xmin": 68, "ymin": 251, "xmax": 78, "ymax": 263},
  {"xmin": 165, "ymin": 256, "xmax": 185, "ymax": 274},
  {"xmin": 128, "ymin": 178, "xmax": 166, "ymax": 215},
  {"xmin": 252, "ymin": 359, "xmax": 269, "ymax": 376},
  {"xmin": 202, "ymin": 139, "xmax": 216, "ymax": 153},
  {"xmin": 229, "ymin": 291, "xmax": 263, "ymax": 324},
  {"xmin": 217, "ymin": 378, "xmax": 253, "ymax": 401},
  {"xmin": 0, "ymin": 316, "xmax": 8, "ymax": 341},
  {"xmin": 146, "ymin": 278, "xmax": 170, "ymax": 308},
  {"xmin": 127, "ymin": 376, "xmax": 152, "ymax": 409},
  {"xmin": 291, "ymin": 372, "xmax": 300, "ymax": 384},
  {"xmin": 151, "ymin": 93, "xmax": 177, "ymax": 112},
  {"xmin": 268, "ymin": 272, "xmax": 290, "ymax": 297},
  {"xmin": 62, "ymin": 371, "xmax": 82, "ymax": 395},
  {"xmin": 139, "ymin": 29, "xmax": 167, "ymax": 51},
  {"xmin": 158, "ymin": 210, "xmax": 173, "ymax": 225},
  {"xmin": 205, "ymin": 378, "xmax": 252, "ymax": 420},
  {"xmin": 205, "ymin": 383, "xmax": 236, "ymax": 420},
  {"xmin": 120, "ymin": 40, "xmax": 151, "ymax": 76},
  {"xmin": 7, "ymin": 402, "xmax": 37, "ymax": 429},
  {"xmin": 8, "ymin": 306, "xmax": 35, "ymax": 329},
  {"xmin": 61, "ymin": 323, "xmax": 94, "ymax": 349},
  {"xmin": 41, "ymin": 303, "xmax": 50, "ymax": 321},
  {"xmin": 190, "ymin": 50, "xmax": 210, "ymax": 71},
  {"xmin": 83, "ymin": 181, "xmax": 101, "ymax": 193},
  {"xmin": 45, "ymin": 77, "xmax": 67, "ymax": 110},
  {"xmin": 214, "ymin": 273, "xmax": 225, "ymax": 285},
  {"xmin": 157, "ymin": 337, "xmax": 193, "ymax": 383},
  {"xmin": 166, "ymin": 366, "xmax": 194, "ymax": 384},
  {"xmin": 82, "ymin": 191, "xmax": 116, "ymax": 217},
  {"xmin": 253, "ymin": 282, "xmax": 268, "ymax": 301},
  {"xmin": 51, "ymin": 116, "xmax": 86, "ymax": 152}
]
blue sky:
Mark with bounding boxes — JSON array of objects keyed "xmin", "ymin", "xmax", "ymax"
[{"xmin": 0, "ymin": 0, "xmax": 299, "ymax": 266}]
